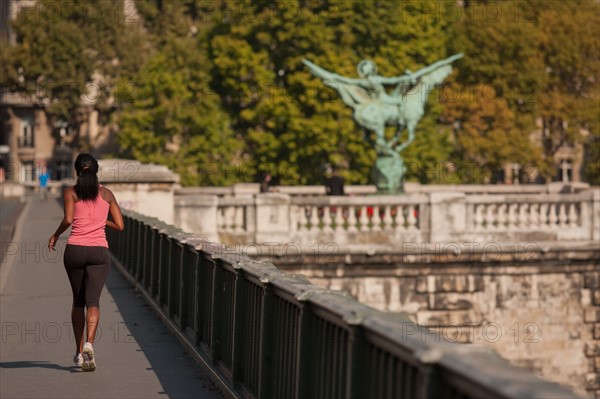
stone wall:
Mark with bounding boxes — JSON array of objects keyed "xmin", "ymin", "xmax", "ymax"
[
  {"xmin": 270, "ymin": 247, "xmax": 600, "ymax": 398},
  {"xmin": 98, "ymin": 159, "xmax": 180, "ymax": 225}
]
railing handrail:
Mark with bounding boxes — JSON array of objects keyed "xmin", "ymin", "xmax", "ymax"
[
  {"xmin": 290, "ymin": 193, "xmax": 430, "ymax": 206},
  {"xmin": 466, "ymin": 192, "xmax": 594, "ymax": 203},
  {"xmin": 107, "ymin": 209, "xmax": 584, "ymax": 399}
]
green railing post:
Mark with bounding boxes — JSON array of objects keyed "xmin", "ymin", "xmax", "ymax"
[
  {"xmin": 158, "ymin": 231, "xmax": 169, "ymax": 306},
  {"xmin": 179, "ymin": 243, "xmax": 194, "ymax": 333},
  {"xmin": 169, "ymin": 238, "xmax": 183, "ymax": 321},
  {"xmin": 114, "ymin": 216, "xmax": 121, "ymax": 260},
  {"xmin": 418, "ymin": 361, "xmax": 440, "ymax": 399},
  {"xmin": 347, "ymin": 325, "xmax": 366, "ymax": 399},
  {"xmin": 295, "ymin": 304, "xmax": 313, "ymax": 399},
  {"xmin": 134, "ymin": 220, "xmax": 141, "ymax": 279},
  {"xmin": 258, "ymin": 284, "xmax": 274, "ymax": 399},
  {"xmin": 135, "ymin": 220, "xmax": 146, "ymax": 286},
  {"xmin": 209, "ymin": 256, "xmax": 222, "ymax": 366},
  {"xmin": 194, "ymin": 250, "xmax": 204, "ymax": 347},
  {"xmin": 143, "ymin": 224, "xmax": 151, "ymax": 290},
  {"xmin": 231, "ymin": 266, "xmax": 243, "ymax": 389},
  {"xmin": 150, "ymin": 225, "xmax": 160, "ymax": 297},
  {"xmin": 197, "ymin": 250, "xmax": 216, "ymax": 351},
  {"xmin": 122, "ymin": 216, "xmax": 130, "ymax": 268}
]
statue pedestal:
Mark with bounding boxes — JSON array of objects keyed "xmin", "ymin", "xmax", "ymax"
[{"xmin": 373, "ymin": 156, "xmax": 405, "ymax": 194}]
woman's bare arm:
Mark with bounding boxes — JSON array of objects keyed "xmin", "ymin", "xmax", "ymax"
[
  {"xmin": 104, "ymin": 188, "xmax": 124, "ymax": 231},
  {"xmin": 48, "ymin": 188, "xmax": 75, "ymax": 250}
]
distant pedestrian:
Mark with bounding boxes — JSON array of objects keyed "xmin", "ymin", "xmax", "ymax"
[
  {"xmin": 39, "ymin": 169, "xmax": 49, "ymax": 200},
  {"xmin": 260, "ymin": 173, "xmax": 277, "ymax": 193},
  {"xmin": 47, "ymin": 153, "xmax": 124, "ymax": 372},
  {"xmin": 324, "ymin": 166, "xmax": 344, "ymax": 196}
]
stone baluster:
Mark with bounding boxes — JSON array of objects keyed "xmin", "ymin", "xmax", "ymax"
[
  {"xmin": 539, "ymin": 203, "xmax": 548, "ymax": 227},
  {"xmin": 496, "ymin": 204, "xmax": 507, "ymax": 230},
  {"xmin": 358, "ymin": 206, "xmax": 370, "ymax": 231},
  {"xmin": 347, "ymin": 206, "xmax": 358, "ymax": 232},
  {"xmin": 548, "ymin": 203, "xmax": 558, "ymax": 227},
  {"xmin": 558, "ymin": 203, "xmax": 568, "ymax": 227},
  {"xmin": 309, "ymin": 206, "xmax": 320, "ymax": 231},
  {"xmin": 407, "ymin": 205, "xmax": 418, "ymax": 230},
  {"xmin": 216, "ymin": 207, "xmax": 224, "ymax": 231},
  {"xmin": 322, "ymin": 206, "xmax": 333, "ymax": 233},
  {"xmin": 485, "ymin": 204, "xmax": 496, "ymax": 229},
  {"xmin": 334, "ymin": 206, "xmax": 345, "ymax": 232},
  {"xmin": 518, "ymin": 204, "xmax": 529, "ymax": 228},
  {"xmin": 227, "ymin": 206, "xmax": 237, "ymax": 231},
  {"xmin": 289, "ymin": 204, "xmax": 300, "ymax": 231},
  {"xmin": 474, "ymin": 204, "xmax": 485, "ymax": 230},
  {"xmin": 372, "ymin": 205, "xmax": 382, "ymax": 231},
  {"xmin": 567, "ymin": 203, "xmax": 579, "ymax": 228},
  {"xmin": 507, "ymin": 204, "xmax": 518, "ymax": 230},
  {"xmin": 395, "ymin": 205, "xmax": 405, "ymax": 230},
  {"xmin": 218, "ymin": 207, "xmax": 227, "ymax": 231},
  {"xmin": 217, "ymin": 207, "xmax": 226, "ymax": 231},
  {"xmin": 300, "ymin": 204, "xmax": 309, "ymax": 231},
  {"xmin": 234, "ymin": 206, "xmax": 244, "ymax": 232},
  {"xmin": 383, "ymin": 206, "xmax": 393, "ymax": 230},
  {"xmin": 529, "ymin": 203, "xmax": 539, "ymax": 229}
]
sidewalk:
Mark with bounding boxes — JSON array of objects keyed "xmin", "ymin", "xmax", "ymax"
[{"xmin": 0, "ymin": 197, "xmax": 222, "ymax": 398}]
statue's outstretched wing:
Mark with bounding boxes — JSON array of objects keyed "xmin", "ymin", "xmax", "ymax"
[
  {"xmin": 392, "ymin": 53, "xmax": 463, "ymax": 97},
  {"xmin": 302, "ymin": 59, "xmax": 374, "ymax": 108},
  {"xmin": 394, "ymin": 64, "xmax": 454, "ymax": 120}
]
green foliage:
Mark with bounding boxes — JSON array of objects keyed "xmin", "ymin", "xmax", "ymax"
[
  {"xmin": 447, "ymin": 0, "xmax": 600, "ymax": 182},
  {"xmin": 584, "ymin": 131, "xmax": 600, "ymax": 185},
  {"xmin": 117, "ymin": 1, "xmax": 243, "ymax": 186},
  {"xmin": 1, "ymin": 0, "xmax": 147, "ymax": 121},
  {"xmin": 3, "ymin": 0, "xmax": 598, "ymax": 186},
  {"xmin": 208, "ymin": 0, "xmax": 451, "ymax": 184},
  {"xmin": 442, "ymin": 85, "xmax": 545, "ymax": 183}
]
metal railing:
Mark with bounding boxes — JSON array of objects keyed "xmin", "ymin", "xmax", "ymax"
[{"xmin": 107, "ymin": 210, "xmax": 583, "ymax": 399}]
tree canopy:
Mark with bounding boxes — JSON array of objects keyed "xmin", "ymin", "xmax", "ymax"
[{"xmin": 2, "ymin": 0, "xmax": 598, "ymax": 185}]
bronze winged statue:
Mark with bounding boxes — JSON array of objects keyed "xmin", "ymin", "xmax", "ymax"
[
  {"xmin": 303, "ymin": 54, "xmax": 463, "ymax": 193},
  {"xmin": 303, "ymin": 54, "xmax": 463, "ymax": 158}
]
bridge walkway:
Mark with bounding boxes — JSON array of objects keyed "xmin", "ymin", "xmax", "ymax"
[{"xmin": 0, "ymin": 197, "xmax": 222, "ymax": 398}]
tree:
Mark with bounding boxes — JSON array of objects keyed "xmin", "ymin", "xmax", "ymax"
[
  {"xmin": 448, "ymin": 0, "xmax": 600, "ymax": 182},
  {"xmin": 536, "ymin": 0, "xmax": 600, "ymax": 181},
  {"xmin": 1, "ymin": 0, "xmax": 148, "ymax": 141},
  {"xmin": 117, "ymin": 0, "xmax": 244, "ymax": 186},
  {"xmin": 5, "ymin": 0, "xmax": 596, "ymax": 187},
  {"xmin": 208, "ymin": 0, "xmax": 451, "ymax": 184},
  {"xmin": 442, "ymin": 84, "xmax": 544, "ymax": 183}
]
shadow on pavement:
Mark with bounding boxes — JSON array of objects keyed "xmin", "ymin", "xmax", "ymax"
[
  {"xmin": 103, "ymin": 269, "xmax": 221, "ymax": 399},
  {"xmin": 0, "ymin": 361, "xmax": 76, "ymax": 372}
]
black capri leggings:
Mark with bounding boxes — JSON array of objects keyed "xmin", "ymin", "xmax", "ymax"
[{"xmin": 64, "ymin": 244, "xmax": 111, "ymax": 308}]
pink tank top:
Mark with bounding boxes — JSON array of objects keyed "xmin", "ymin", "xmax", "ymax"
[{"xmin": 67, "ymin": 186, "xmax": 110, "ymax": 247}]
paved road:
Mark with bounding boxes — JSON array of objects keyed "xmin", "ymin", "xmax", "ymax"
[{"xmin": 0, "ymin": 197, "xmax": 223, "ymax": 398}]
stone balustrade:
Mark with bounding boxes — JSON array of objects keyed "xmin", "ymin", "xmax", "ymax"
[
  {"xmin": 468, "ymin": 194, "xmax": 588, "ymax": 232},
  {"xmin": 175, "ymin": 188, "xmax": 600, "ymax": 247}
]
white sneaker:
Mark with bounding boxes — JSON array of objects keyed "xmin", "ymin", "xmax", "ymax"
[
  {"xmin": 73, "ymin": 353, "xmax": 83, "ymax": 367},
  {"xmin": 82, "ymin": 342, "xmax": 96, "ymax": 372}
]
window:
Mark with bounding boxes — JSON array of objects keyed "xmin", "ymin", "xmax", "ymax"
[
  {"xmin": 21, "ymin": 161, "xmax": 35, "ymax": 182},
  {"xmin": 18, "ymin": 118, "xmax": 34, "ymax": 148},
  {"xmin": 52, "ymin": 161, "xmax": 73, "ymax": 181}
]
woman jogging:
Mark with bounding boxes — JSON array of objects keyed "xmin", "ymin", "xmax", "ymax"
[{"xmin": 48, "ymin": 153, "xmax": 124, "ymax": 371}]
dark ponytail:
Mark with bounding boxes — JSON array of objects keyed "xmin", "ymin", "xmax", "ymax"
[{"xmin": 74, "ymin": 153, "xmax": 99, "ymax": 201}]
